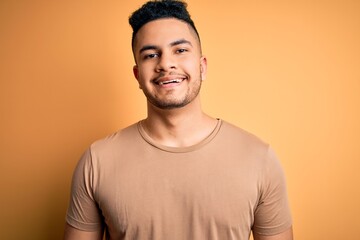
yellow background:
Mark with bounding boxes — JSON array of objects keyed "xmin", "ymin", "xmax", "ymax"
[{"xmin": 1, "ymin": 0, "xmax": 359, "ymax": 239}]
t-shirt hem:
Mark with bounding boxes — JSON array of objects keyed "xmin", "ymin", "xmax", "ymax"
[
  {"xmin": 252, "ymin": 221, "xmax": 293, "ymax": 236},
  {"xmin": 66, "ymin": 215, "xmax": 103, "ymax": 232}
]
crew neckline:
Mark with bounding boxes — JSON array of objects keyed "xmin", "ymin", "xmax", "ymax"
[{"xmin": 137, "ymin": 119, "xmax": 222, "ymax": 153}]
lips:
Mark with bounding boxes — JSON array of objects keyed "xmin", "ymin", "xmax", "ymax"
[
  {"xmin": 153, "ymin": 76, "xmax": 186, "ymax": 86},
  {"xmin": 158, "ymin": 78, "xmax": 184, "ymax": 85}
]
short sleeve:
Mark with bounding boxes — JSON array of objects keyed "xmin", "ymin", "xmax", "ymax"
[
  {"xmin": 65, "ymin": 148, "xmax": 104, "ymax": 231},
  {"xmin": 252, "ymin": 147, "xmax": 292, "ymax": 235}
]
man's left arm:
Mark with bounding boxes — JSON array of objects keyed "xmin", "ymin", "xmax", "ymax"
[
  {"xmin": 252, "ymin": 147, "xmax": 293, "ymax": 238},
  {"xmin": 253, "ymin": 227, "xmax": 293, "ymax": 240}
]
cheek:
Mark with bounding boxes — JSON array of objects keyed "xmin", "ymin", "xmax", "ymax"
[
  {"xmin": 136, "ymin": 65, "xmax": 149, "ymax": 80},
  {"xmin": 181, "ymin": 59, "xmax": 201, "ymax": 75},
  {"xmin": 136, "ymin": 67, "xmax": 155, "ymax": 87}
]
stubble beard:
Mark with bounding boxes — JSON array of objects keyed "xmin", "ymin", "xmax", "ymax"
[{"xmin": 143, "ymin": 75, "xmax": 202, "ymax": 110}]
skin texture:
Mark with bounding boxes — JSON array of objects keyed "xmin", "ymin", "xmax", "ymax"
[
  {"xmin": 133, "ymin": 18, "xmax": 207, "ymax": 110},
  {"xmin": 64, "ymin": 17, "xmax": 293, "ymax": 240},
  {"xmin": 132, "ymin": 18, "xmax": 216, "ymax": 148}
]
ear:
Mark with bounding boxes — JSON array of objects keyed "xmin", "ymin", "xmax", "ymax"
[
  {"xmin": 200, "ymin": 56, "xmax": 207, "ymax": 80},
  {"xmin": 133, "ymin": 65, "xmax": 139, "ymax": 80},
  {"xmin": 133, "ymin": 65, "xmax": 142, "ymax": 89}
]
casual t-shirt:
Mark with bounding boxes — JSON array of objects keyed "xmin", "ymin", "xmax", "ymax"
[{"xmin": 66, "ymin": 119, "xmax": 292, "ymax": 239}]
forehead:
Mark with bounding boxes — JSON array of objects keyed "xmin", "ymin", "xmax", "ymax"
[{"xmin": 133, "ymin": 18, "xmax": 199, "ymax": 52}]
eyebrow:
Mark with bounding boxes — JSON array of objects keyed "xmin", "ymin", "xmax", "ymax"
[
  {"xmin": 139, "ymin": 39, "xmax": 193, "ymax": 54},
  {"xmin": 139, "ymin": 45, "xmax": 157, "ymax": 54},
  {"xmin": 170, "ymin": 39, "xmax": 192, "ymax": 47}
]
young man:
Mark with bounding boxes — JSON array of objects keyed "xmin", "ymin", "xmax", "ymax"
[{"xmin": 64, "ymin": 1, "xmax": 293, "ymax": 239}]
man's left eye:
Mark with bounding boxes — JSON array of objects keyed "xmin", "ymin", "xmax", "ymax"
[{"xmin": 176, "ymin": 49, "xmax": 187, "ymax": 53}]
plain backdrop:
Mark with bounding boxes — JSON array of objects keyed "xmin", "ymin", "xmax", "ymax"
[{"xmin": 0, "ymin": 0, "xmax": 359, "ymax": 239}]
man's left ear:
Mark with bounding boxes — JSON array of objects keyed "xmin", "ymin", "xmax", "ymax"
[{"xmin": 200, "ymin": 56, "xmax": 207, "ymax": 80}]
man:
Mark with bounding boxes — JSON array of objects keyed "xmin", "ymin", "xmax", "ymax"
[{"xmin": 64, "ymin": 0, "xmax": 293, "ymax": 239}]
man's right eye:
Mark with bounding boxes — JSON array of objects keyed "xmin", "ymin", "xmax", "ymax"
[{"xmin": 144, "ymin": 53, "xmax": 159, "ymax": 59}]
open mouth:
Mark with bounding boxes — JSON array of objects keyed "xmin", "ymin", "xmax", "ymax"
[{"xmin": 157, "ymin": 78, "xmax": 184, "ymax": 85}]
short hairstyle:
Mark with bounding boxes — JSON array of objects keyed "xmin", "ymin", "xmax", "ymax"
[{"xmin": 129, "ymin": 0, "xmax": 200, "ymax": 50}]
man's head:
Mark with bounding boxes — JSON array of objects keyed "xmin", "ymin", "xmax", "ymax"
[
  {"xmin": 129, "ymin": 0, "xmax": 201, "ymax": 55},
  {"xmin": 129, "ymin": 0, "xmax": 207, "ymax": 110}
]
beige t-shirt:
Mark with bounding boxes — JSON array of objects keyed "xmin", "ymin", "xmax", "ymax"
[{"xmin": 66, "ymin": 119, "xmax": 292, "ymax": 239}]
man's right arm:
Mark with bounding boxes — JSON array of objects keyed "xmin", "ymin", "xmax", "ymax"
[
  {"xmin": 64, "ymin": 223, "xmax": 103, "ymax": 240},
  {"xmin": 65, "ymin": 149, "xmax": 104, "ymax": 240}
]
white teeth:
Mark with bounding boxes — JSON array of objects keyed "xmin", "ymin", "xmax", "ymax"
[{"xmin": 158, "ymin": 78, "xmax": 183, "ymax": 85}]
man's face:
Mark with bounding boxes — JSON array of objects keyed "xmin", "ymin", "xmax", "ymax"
[{"xmin": 133, "ymin": 18, "xmax": 207, "ymax": 110}]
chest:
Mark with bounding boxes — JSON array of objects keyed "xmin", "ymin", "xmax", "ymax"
[{"xmin": 95, "ymin": 151, "xmax": 261, "ymax": 239}]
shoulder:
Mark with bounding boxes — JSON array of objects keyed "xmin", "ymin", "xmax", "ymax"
[
  {"xmin": 74, "ymin": 122, "xmax": 143, "ymax": 175},
  {"xmin": 219, "ymin": 120, "xmax": 269, "ymax": 153},
  {"xmin": 209, "ymin": 119, "xmax": 277, "ymax": 173},
  {"xmin": 83, "ymin": 122, "xmax": 143, "ymax": 163},
  {"xmin": 90, "ymin": 122, "xmax": 140, "ymax": 150}
]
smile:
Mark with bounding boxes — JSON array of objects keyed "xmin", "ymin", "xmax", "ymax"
[{"xmin": 157, "ymin": 78, "xmax": 184, "ymax": 85}]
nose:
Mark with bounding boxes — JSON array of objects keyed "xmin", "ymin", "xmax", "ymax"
[{"xmin": 155, "ymin": 52, "xmax": 176, "ymax": 72}]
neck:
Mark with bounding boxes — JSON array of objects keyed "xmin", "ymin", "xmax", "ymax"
[{"xmin": 142, "ymin": 98, "xmax": 217, "ymax": 147}]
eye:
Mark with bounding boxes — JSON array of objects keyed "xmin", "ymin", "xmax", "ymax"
[
  {"xmin": 145, "ymin": 53, "xmax": 159, "ymax": 59},
  {"xmin": 176, "ymin": 48, "xmax": 188, "ymax": 54}
]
